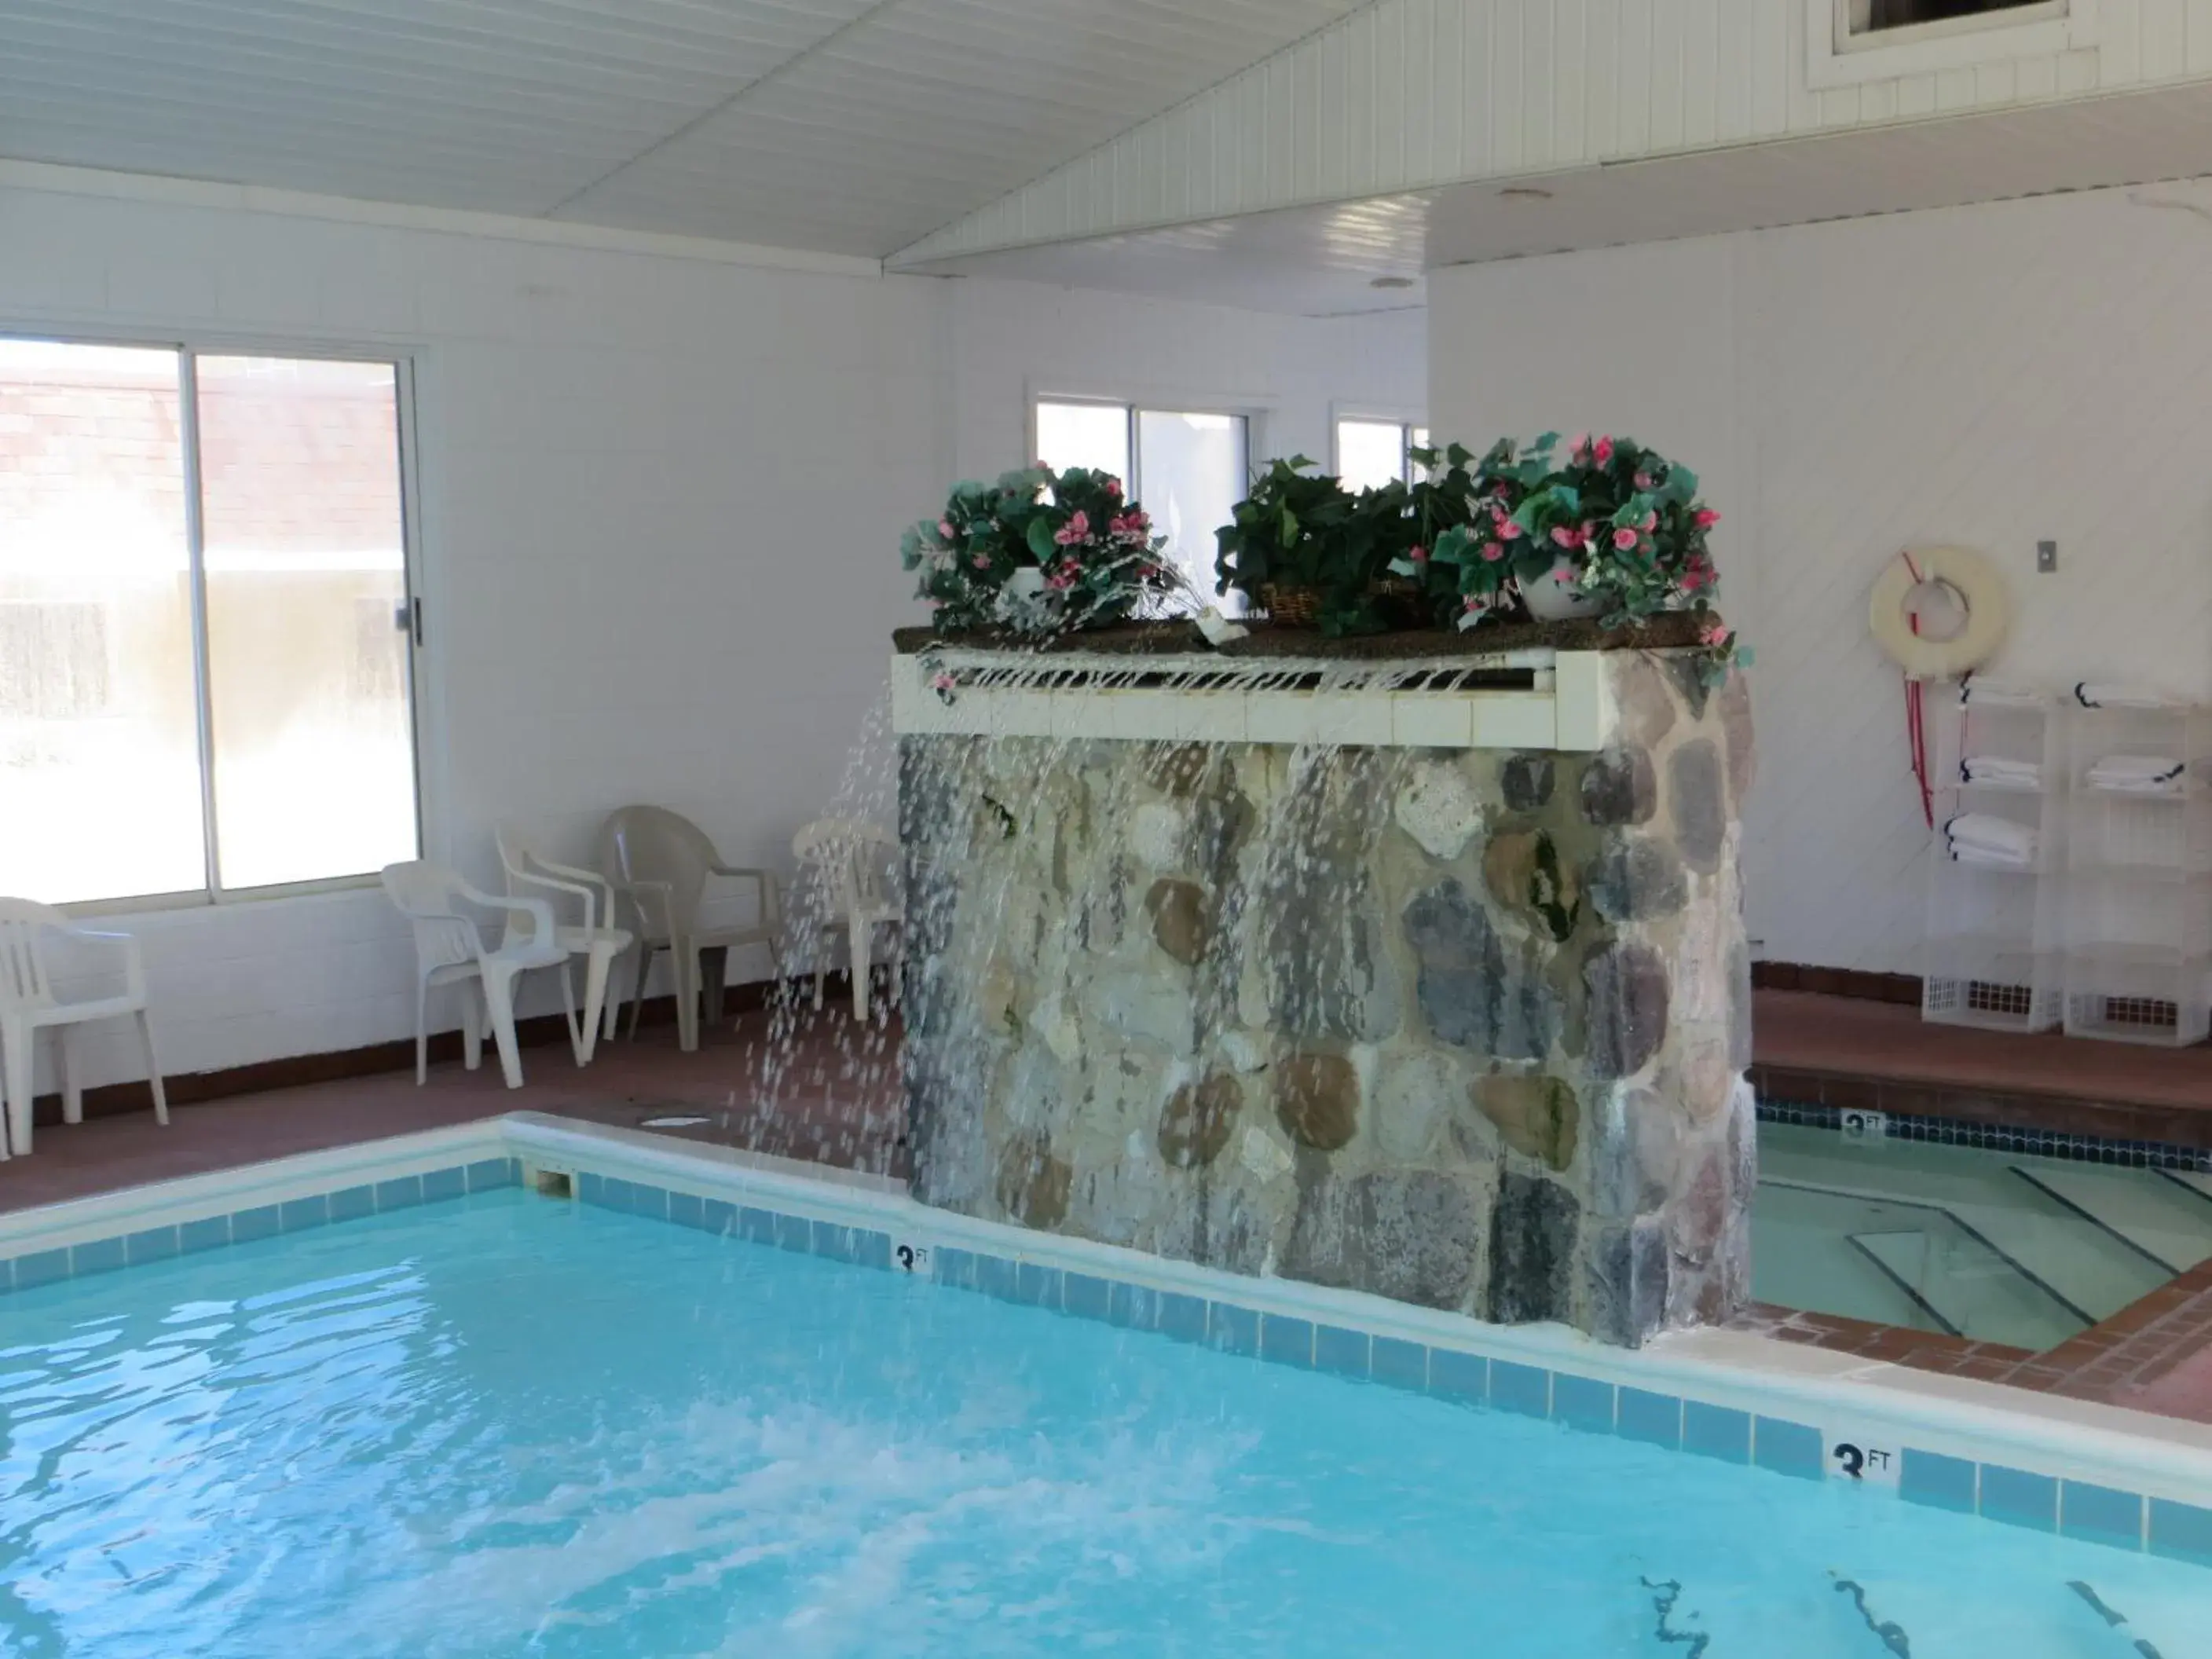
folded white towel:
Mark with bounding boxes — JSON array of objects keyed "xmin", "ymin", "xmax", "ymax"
[
  {"xmin": 1961, "ymin": 755, "xmax": 2042, "ymax": 789},
  {"xmin": 2087, "ymin": 755, "xmax": 2186, "ymax": 795},
  {"xmin": 1958, "ymin": 681, "xmax": 2045, "ymax": 709},
  {"xmin": 2075, "ymin": 683, "xmax": 2176, "ymax": 710},
  {"xmin": 2089, "ymin": 754, "xmax": 2184, "ymax": 777},
  {"xmin": 1944, "ymin": 812, "xmax": 2038, "ymax": 863},
  {"xmin": 1948, "ymin": 841, "xmax": 2036, "ymax": 870}
]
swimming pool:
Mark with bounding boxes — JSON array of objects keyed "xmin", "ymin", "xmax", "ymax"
[
  {"xmin": 1755, "ymin": 1122, "xmax": 2212, "ymax": 1348},
  {"xmin": 4, "ymin": 1119, "xmax": 2210, "ymax": 1656}
]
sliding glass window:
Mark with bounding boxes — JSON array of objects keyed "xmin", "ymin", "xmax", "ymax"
[
  {"xmin": 1034, "ymin": 397, "xmax": 1250, "ymax": 603},
  {"xmin": 0, "ymin": 336, "xmax": 421, "ymax": 906}
]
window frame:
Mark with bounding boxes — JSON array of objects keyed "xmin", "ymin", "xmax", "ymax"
[
  {"xmin": 1028, "ymin": 388, "xmax": 1262, "ymax": 599},
  {"xmin": 1806, "ymin": 0, "xmax": 2093, "ymax": 86},
  {"xmin": 1331, "ymin": 409, "xmax": 1430, "ymax": 489},
  {"xmin": 0, "ymin": 324, "xmax": 430, "ymax": 917}
]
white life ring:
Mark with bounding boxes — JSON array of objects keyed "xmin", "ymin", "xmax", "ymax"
[{"xmin": 1868, "ymin": 545, "xmax": 2009, "ymax": 681}]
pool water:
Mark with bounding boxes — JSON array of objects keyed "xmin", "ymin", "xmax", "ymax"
[
  {"xmin": 1755, "ymin": 1124, "xmax": 2212, "ymax": 1348},
  {"xmin": 3, "ymin": 1188, "xmax": 2204, "ymax": 1657}
]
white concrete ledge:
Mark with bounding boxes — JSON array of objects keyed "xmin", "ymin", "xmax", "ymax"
[{"xmin": 888, "ymin": 650, "xmax": 1615, "ymax": 751}]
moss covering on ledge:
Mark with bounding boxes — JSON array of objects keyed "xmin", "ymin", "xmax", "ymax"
[{"xmin": 891, "ymin": 610, "xmax": 1718, "ymax": 659}]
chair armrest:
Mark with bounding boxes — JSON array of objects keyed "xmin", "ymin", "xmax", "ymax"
[
  {"xmin": 709, "ymin": 866, "xmax": 782, "ymax": 930},
  {"xmin": 50, "ymin": 923, "xmax": 149, "ymax": 1001},
  {"xmin": 610, "ymin": 875, "xmax": 676, "ymax": 936},
  {"xmin": 453, "ymin": 878, "xmax": 558, "ymax": 952},
  {"xmin": 510, "ymin": 864, "xmax": 603, "ymax": 931}
]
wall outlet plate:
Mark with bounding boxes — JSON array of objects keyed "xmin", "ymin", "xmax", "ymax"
[
  {"xmin": 1840, "ymin": 1108, "xmax": 1889, "ymax": 1141},
  {"xmin": 2037, "ymin": 540, "xmax": 2058, "ymax": 573}
]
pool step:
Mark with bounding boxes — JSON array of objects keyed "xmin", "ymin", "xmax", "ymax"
[
  {"xmin": 2009, "ymin": 1163, "xmax": 2212, "ymax": 1276},
  {"xmin": 1848, "ymin": 1227, "xmax": 2085, "ymax": 1348},
  {"xmin": 1759, "ymin": 1128, "xmax": 2164, "ymax": 1331}
]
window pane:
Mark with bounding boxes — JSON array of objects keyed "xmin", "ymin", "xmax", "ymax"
[
  {"xmin": 1137, "ymin": 410, "xmax": 1247, "ymax": 605},
  {"xmin": 1337, "ymin": 418, "xmax": 1409, "ymax": 492},
  {"xmin": 1035, "ymin": 400, "xmax": 1130, "ymax": 480},
  {"xmin": 196, "ymin": 356, "xmax": 416, "ymax": 889},
  {"xmin": 0, "ymin": 340, "xmax": 206, "ymax": 903}
]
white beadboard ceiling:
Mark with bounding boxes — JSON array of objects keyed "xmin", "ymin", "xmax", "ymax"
[
  {"xmin": 915, "ymin": 79, "xmax": 2212, "ymax": 314},
  {"xmin": 0, "ymin": 0, "xmax": 1364, "ymax": 257}
]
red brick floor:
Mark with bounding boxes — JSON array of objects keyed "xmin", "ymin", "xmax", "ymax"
[
  {"xmin": 1752, "ymin": 989, "xmax": 2212, "ymax": 1145},
  {"xmin": 0, "ymin": 1002, "xmax": 906, "ymax": 1214}
]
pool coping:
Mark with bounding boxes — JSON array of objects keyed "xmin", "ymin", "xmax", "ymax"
[{"xmin": 5, "ymin": 1109, "xmax": 2211, "ymax": 1568}]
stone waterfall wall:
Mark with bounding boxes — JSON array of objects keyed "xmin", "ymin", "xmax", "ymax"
[{"xmin": 901, "ymin": 654, "xmax": 1755, "ymax": 1346}]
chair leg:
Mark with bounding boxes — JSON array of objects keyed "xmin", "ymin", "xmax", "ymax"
[
  {"xmin": 673, "ymin": 939, "xmax": 700, "ymax": 1053},
  {"xmin": 481, "ymin": 965, "xmax": 526, "ymax": 1090},
  {"xmin": 760, "ymin": 943, "xmax": 785, "ymax": 1027},
  {"xmin": 57, "ymin": 1025, "xmax": 81, "ymax": 1124},
  {"xmin": 461, "ymin": 979, "xmax": 485, "ymax": 1072},
  {"xmin": 577, "ymin": 946, "xmax": 615, "ymax": 1066},
  {"xmin": 2, "ymin": 1016, "xmax": 31, "ymax": 1158},
  {"xmin": 416, "ymin": 975, "xmax": 430, "ymax": 1085},
  {"xmin": 134, "ymin": 1010, "xmax": 169, "ymax": 1126},
  {"xmin": 851, "ymin": 920, "xmax": 871, "ymax": 1021},
  {"xmin": 626, "ymin": 943, "xmax": 655, "ymax": 1041},
  {"xmin": 701, "ymin": 946, "xmax": 727, "ymax": 1028},
  {"xmin": 600, "ymin": 946, "xmax": 625, "ymax": 1042},
  {"xmin": 558, "ymin": 960, "xmax": 584, "ymax": 1066}
]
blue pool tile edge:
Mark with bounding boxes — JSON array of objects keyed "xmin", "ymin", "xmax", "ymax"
[
  {"xmin": 0, "ymin": 1155, "xmax": 524, "ymax": 1293},
  {"xmin": 10, "ymin": 1137, "xmax": 2210, "ymax": 1572}
]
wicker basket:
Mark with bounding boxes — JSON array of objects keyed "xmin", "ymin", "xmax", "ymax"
[
  {"xmin": 1262, "ymin": 583, "xmax": 1326, "ymax": 627},
  {"xmin": 1368, "ymin": 575, "xmax": 1428, "ymax": 628}
]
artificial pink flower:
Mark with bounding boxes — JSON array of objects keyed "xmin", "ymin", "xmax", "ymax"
[
  {"xmin": 938, "ymin": 519, "xmax": 956, "ymax": 539},
  {"xmin": 1497, "ymin": 518, "xmax": 1525, "ymax": 541},
  {"xmin": 1464, "ymin": 595, "xmax": 1485, "ymax": 610},
  {"xmin": 972, "ymin": 553, "xmax": 991, "ymax": 569},
  {"xmin": 1613, "ymin": 527, "xmax": 1639, "ymax": 551},
  {"xmin": 1046, "ymin": 570, "xmax": 1077, "ymax": 591},
  {"xmin": 1694, "ymin": 507, "xmax": 1721, "ymax": 529},
  {"xmin": 1567, "ymin": 432, "xmax": 1590, "ymax": 461},
  {"xmin": 1104, "ymin": 477, "xmax": 1122, "ymax": 496},
  {"xmin": 931, "ymin": 671, "xmax": 957, "ymax": 692},
  {"xmin": 1700, "ymin": 623, "xmax": 1732, "ymax": 649},
  {"xmin": 1594, "ymin": 437, "xmax": 1614, "ymax": 465},
  {"xmin": 1634, "ymin": 471, "xmax": 1654, "ymax": 490},
  {"xmin": 1410, "ymin": 544, "xmax": 1427, "ymax": 563},
  {"xmin": 1481, "ymin": 544, "xmax": 1506, "ymax": 562},
  {"xmin": 1053, "ymin": 510, "xmax": 1091, "ymax": 546},
  {"xmin": 1551, "ymin": 525, "xmax": 1584, "ymax": 549}
]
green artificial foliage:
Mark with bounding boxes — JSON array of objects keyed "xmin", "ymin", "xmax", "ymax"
[{"xmin": 902, "ymin": 466, "xmax": 1176, "ymax": 637}]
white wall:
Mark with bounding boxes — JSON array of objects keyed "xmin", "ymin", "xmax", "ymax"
[
  {"xmin": 949, "ymin": 277, "xmax": 1426, "ymax": 482},
  {"xmin": 1, "ymin": 181, "xmax": 1426, "ymax": 1093},
  {"xmin": 0, "ymin": 178, "xmax": 946, "ymax": 1090},
  {"xmin": 1430, "ymin": 176, "xmax": 2212, "ymax": 973}
]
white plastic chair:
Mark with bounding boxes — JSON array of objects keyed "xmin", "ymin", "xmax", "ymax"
[
  {"xmin": 792, "ymin": 820, "xmax": 903, "ymax": 1021},
  {"xmin": 380, "ymin": 861, "xmax": 563, "ymax": 1090},
  {"xmin": 0, "ymin": 899, "xmax": 167, "ymax": 1159},
  {"xmin": 596, "ymin": 807, "xmax": 782, "ymax": 1053},
  {"xmin": 495, "ymin": 826, "xmax": 635, "ymax": 1068}
]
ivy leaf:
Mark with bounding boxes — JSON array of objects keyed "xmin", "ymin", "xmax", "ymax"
[
  {"xmin": 1279, "ymin": 506, "xmax": 1300, "ymax": 549},
  {"xmin": 1026, "ymin": 517, "xmax": 1057, "ymax": 562}
]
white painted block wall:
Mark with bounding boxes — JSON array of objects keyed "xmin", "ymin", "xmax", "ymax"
[
  {"xmin": 0, "ymin": 179, "xmax": 1423, "ymax": 1093},
  {"xmin": 1429, "ymin": 175, "xmax": 2212, "ymax": 974}
]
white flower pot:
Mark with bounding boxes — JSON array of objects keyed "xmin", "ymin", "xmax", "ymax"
[{"xmin": 1520, "ymin": 555, "xmax": 1606, "ymax": 621}]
